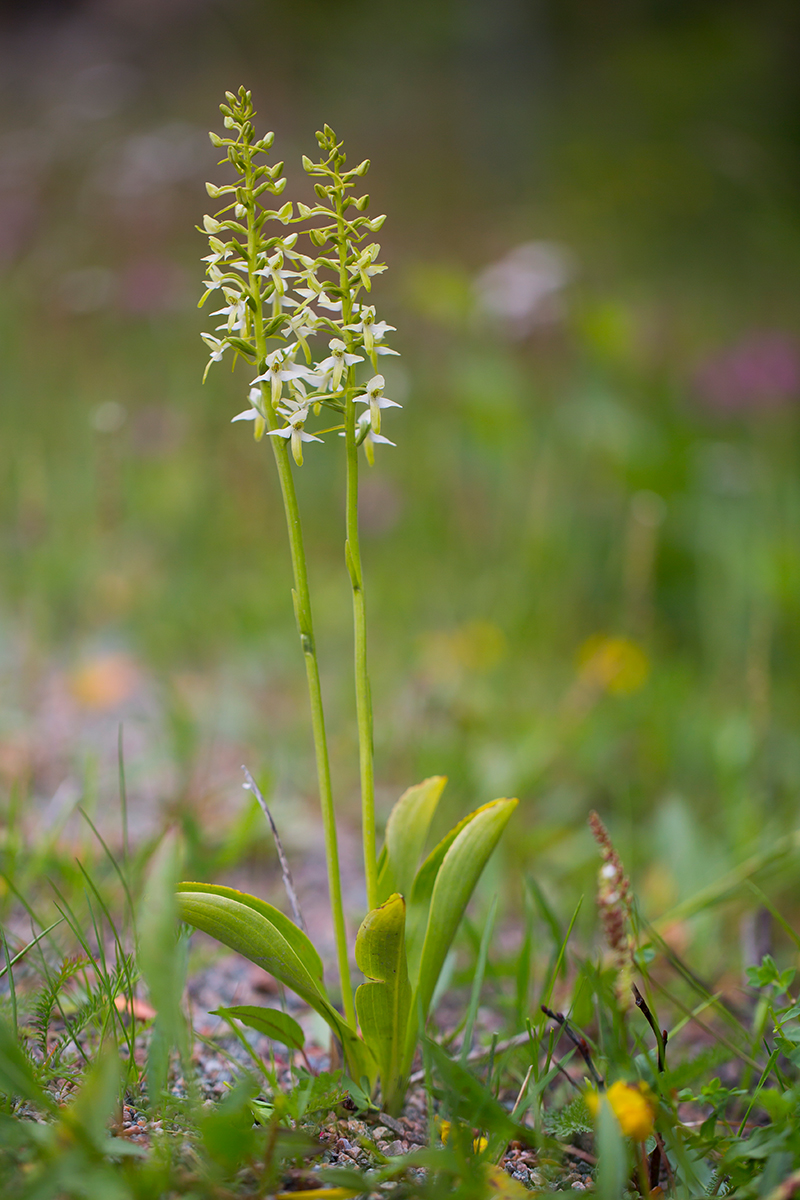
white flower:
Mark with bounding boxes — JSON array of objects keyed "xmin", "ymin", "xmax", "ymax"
[
  {"xmin": 231, "ymin": 393, "xmax": 266, "ymax": 441},
  {"xmin": 255, "ymin": 250, "xmax": 299, "ymax": 299},
  {"xmin": 353, "ymin": 373, "xmax": 401, "ymax": 435},
  {"xmin": 266, "ymin": 405, "xmax": 323, "ymax": 466},
  {"xmin": 349, "ymin": 244, "xmax": 386, "ymax": 292},
  {"xmin": 251, "ymin": 346, "xmax": 312, "ymax": 408},
  {"xmin": 281, "ymin": 309, "xmax": 320, "ymax": 358},
  {"xmin": 355, "ymin": 410, "xmax": 395, "ymax": 465},
  {"xmin": 201, "ymin": 262, "xmax": 226, "ymax": 296},
  {"xmin": 293, "ymin": 287, "xmax": 343, "ymax": 312},
  {"xmin": 344, "ymin": 305, "xmax": 395, "ymax": 356},
  {"xmin": 315, "ymin": 337, "xmax": 363, "ymax": 391},
  {"xmin": 211, "ymin": 294, "xmax": 247, "ymax": 333},
  {"xmin": 201, "ymin": 333, "xmax": 228, "ymax": 361}
]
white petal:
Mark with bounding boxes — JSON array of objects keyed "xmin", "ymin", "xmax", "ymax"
[{"xmin": 231, "ymin": 408, "xmax": 259, "ymax": 422}]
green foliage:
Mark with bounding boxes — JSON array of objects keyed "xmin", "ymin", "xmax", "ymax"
[
  {"xmin": 354, "ymin": 892, "xmax": 411, "ymax": 1115},
  {"xmin": 212, "ymin": 1005, "xmax": 306, "ymax": 1053},
  {"xmin": 377, "ymin": 777, "xmax": 446, "ymax": 904},
  {"xmin": 176, "ymin": 881, "xmax": 375, "ymax": 1082}
]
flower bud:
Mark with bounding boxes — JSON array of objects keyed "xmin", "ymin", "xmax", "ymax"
[
  {"xmin": 223, "ymin": 115, "xmax": 235, "ymax": 129},
  {"xmin": 301, "ymin": 155, "xmax": 315, "ymax": 173},
  {"xmin": 314, "ymin": 183, "xmax": 329, "ymax": 201},
  {"xmin": 353, "ymin": 159, "xmax": 370, "ymax": 177},
  {"xmin": 353, "ymin": 194, "xmax": 370, "ymax": 211},
  {"xmin": 203, "ymin": 214, "xmax": 221, "ymax": 233},
  {"xmin": 208, "ymin": 131, "xmax": 224, "ymax": 147},
  {"xmin": 206, "ymin": 182, "xmax": 222, "ymax": 198}
]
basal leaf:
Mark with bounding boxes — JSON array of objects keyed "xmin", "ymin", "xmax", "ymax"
[
  {"xmin": 213, "ymin": 1005, "xmax": 305, "ymax": 1051},
  {"xmin": 354, "ymin": 894, "xmax": 411, "ymax": 1115},
  {"xmin": 403, "ymin": 799, "xmax": 517, "ymax": 1074},
  {"xmin": 177, "ymin": 884, "xmax": 323, "ymax": 1001},
  {"xmin": 405, "ymin": 801, "xmax": 509, "ymax": 985},
  {"xmin": 377, "ymin": 777, "xmax": 447, "ymax": 904},
  {"xmin": 177, "ymin": 884, "xmax": 375, "ymax": 1082}
]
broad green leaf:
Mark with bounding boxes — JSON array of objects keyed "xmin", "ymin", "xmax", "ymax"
[
  {"xmin": 403, "ymin": 798, "xmax": 517, "ymax": 1074},
  {"xmin": 213, "ymin": 1005, "xmax": 305, "ymax": 1051},
  {"xmin": 177, "ymin": 883, "xmax": 324, "ymax": 1001},
  {"xmin": 354, "ymin": 894, "xmax": 411, "ymax": 1116},
  {"xmin": 177, "ymin": 883, "xmax": 375, "ymax": 1082},
  {"xmin": 377, "ymin": 777, "xmax": 447, "ymax": 904},
  {"xmin": 405, "ymin": 801, "xmax": 509, "ymax": 985}
]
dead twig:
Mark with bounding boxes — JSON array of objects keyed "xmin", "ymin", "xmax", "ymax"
[{"xmin": 242, "ymin": 766, "xmax": 306, "ymax": 931}]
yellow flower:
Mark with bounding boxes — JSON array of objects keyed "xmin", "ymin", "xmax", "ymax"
[
  {"xmin": 577, "ymin": 635, "xmax": 649, "ymax": 695},
  {"xmin": 438, "ymin": 1119, "xmax": 488, "ymax": 1154},
  {"xmin": 585, "ymin": 1081, "xmax": 656, "ymax": 1142}
]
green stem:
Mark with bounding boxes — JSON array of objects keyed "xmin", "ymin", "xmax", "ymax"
[
  {"xmin": 335, "ymin": 177, "xmax": 378, "ymax": 913},
  {"xmin": 268, "ymin": 437, "xmax": 355, "ymax": 1026},
  {"xmin": 244, "ymin": 150, "xmax": 355, "ymax": 1026},
  {"xmin": 345, "ymin": 403, "xmax": 377, "ymax": 911}
]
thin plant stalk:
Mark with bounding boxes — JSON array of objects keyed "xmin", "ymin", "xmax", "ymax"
[
  {"xmin": 334, "ymin": 177, "xmax": 378, "ymax": 912},
  {"xmin": 243, "ymin": 154, "xmax": 355, "ymax": 1026}
]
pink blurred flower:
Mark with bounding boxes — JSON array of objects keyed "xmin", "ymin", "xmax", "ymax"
[{"xmin": 693, "ymin": 332, "xmax": 800, "ymax": 413}]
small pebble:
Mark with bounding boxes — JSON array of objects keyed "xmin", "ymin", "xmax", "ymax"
[{"xmin": 385, "ymin": 1139, "xmax": 405, "ymax": 1156}]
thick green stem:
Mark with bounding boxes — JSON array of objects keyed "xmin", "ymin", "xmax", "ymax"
[
  {"xmin": 335, "ymin": 181, "xmax": 378, "ymax": 913},
  {"xmin": 244, "ymin": 154, "xmax": 355, "ymax": 1025}
]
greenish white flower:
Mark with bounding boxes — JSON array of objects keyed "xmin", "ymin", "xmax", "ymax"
[
  {"xmin": 356, "ymin": 410, "xmax": 395, "ymax": 465},
  {"xmin": 344, "ymin": 305, "xmax": 396, "ymax": 357},
  {"xmin": 255, "ymin": 250, "xmax": 299, "ymax": 303},
  {"xmin": 211, "ymin": 294, "xmax": 247, "ymax": 333},
  {"xmin": 201, "ymin": 332, "xmax": 228, "ymax": 360},
  {"xmin": 316, "ymin": 337, "xmax": 363, "ymax": 391},
  {"xmin": 251, "ymin": 346, "xmax": 313, "ymax": 408},
  {"xmin": 267, "ymin": 403, "xmax": 323, "ymax": 466},
  {"xmin": 231, "ymin": 387, "xmax": 267, "ymax": 440},
  {"xmin": 354, "ymin": 374, "xmax": 401, "ymax": 435}
]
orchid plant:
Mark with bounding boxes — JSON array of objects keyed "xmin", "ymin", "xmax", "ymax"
[{"xmin": 177, "ymin": 88, "xmax": 516, "ymax": 1115}]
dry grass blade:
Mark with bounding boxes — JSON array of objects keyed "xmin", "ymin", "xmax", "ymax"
[{"xmin": 242, "ymin": 765, "xmax": 306, "ymax": 932}]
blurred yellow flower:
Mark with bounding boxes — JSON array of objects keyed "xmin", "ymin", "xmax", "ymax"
[
  {"xmin": 419, "ymin": 620, "xmax": 507, "ymax": 685},
  {"xmin": 585, "ymin": 1081, "xmax": 656, "ymax": 1141},
  {"xmin": 577, "ymin": 634, "xmax": 649, "ymax": 696},
  {"xmin": 438, "ymin": 1119, "xmax": 488, "ymax": 1153}
]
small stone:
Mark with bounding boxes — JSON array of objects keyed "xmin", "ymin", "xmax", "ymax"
[
  {"xmin": 385, "ymin": 1140, "xmax": 405, "ymax": 1156},
  {"xmin": 571, "ymin": 1184, "xmax": 585, "ymax": 1191}
]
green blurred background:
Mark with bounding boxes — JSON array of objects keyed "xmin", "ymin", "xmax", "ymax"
[{"xmin": 3, "ymin": 0, "xmax": 800, "ymax": 964}]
